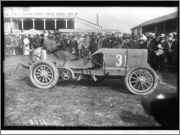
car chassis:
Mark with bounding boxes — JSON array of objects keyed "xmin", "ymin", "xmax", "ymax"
[{"xmin": 15, "ymin": 47, "xmax": 158, "ymax": 95}]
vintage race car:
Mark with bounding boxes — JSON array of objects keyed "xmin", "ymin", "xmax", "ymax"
[{"xmin": 19, "ymin": 47, "xmax": 158, "ymax": 95}]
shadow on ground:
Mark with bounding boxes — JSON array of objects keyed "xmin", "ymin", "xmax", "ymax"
[
  {"xmin": 20, "ymin": 77, "xmax": 36, "ymax": 88},
  {"xmin": 120, "ymin": 110, "xmax": 158, "ymax": 127},
  {"xmin": 56, "ymin": 78, "xmax": 130, "ymax": 94}
]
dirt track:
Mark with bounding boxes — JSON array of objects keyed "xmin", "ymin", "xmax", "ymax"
[{"xmin": 3, "ymin": 56, "xmax": 177, "ymax": 127}]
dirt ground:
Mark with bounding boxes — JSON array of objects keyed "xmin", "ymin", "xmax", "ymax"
[{"xmin": 3, "ymin": 56, "xmax": 178, "ymax": 127}]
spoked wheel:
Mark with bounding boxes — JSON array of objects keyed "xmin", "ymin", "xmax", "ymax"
[
  {"xmin": 125, "ymin": 67, "xmax": 158, "ymax": 95},
  {"xmin": 30, "ymin": 60, "xmax": 59, "ymax": 89},
  {"xmin": 61, "ymin": 69, "xmax": 72, "ymax": 80}
]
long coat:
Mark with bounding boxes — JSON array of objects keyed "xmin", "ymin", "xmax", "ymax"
[
  {"xmin": 102, "ymin": 38, "xmax": 112, "ymax": 48},
  {"xmin": 89, "ymin": 37, "xmax": 99, "ymax": 54},
  {"xmin": 68, "ymin": 39, "xmax": 78, "ymax": 55}
]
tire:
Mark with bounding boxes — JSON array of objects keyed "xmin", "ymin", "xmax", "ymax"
[
  {"xmin": 30, "ymin": 60, "xmax": 59, "ymax": 89},
  {"xmin": 125, "ymin": 67, "xmax": 158, "ymax": 95},
  {"xmin": 61, "ymin": 69, "xmax": 72, "ymax": 80}
]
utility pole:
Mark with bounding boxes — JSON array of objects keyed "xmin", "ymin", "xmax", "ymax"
[{"xmin": 96, "ymin": 14, "xmax": 99, "ymax": 25}]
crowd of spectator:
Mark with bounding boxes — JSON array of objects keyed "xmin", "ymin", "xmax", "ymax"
[{"xmin": 4, "ymin": 31, "xmax": 178, "ymax": 73}]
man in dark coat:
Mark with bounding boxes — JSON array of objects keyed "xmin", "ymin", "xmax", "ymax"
[
  {"xmin": 68, "ymin": 36, "xmax": 78, "ymax": 57},
  {"xmin": 34, "ymin": 35, "xmax": 41, "ymax": 49},
  {"xmin": 111, "ymin": 34, "xmax": 119, "ymax": 48},
  {"xmin": 97, "ymin": 33, "xmax": 105, "ymax": 49},
  {"xmin": 83, "ymin": 33, "xmax": 91, "ymax": 57},
  {"xmin": 139, "ymin": 35, "xmax": 148, "ymax": 49},
  {"xmin": 89, "ymin": 33, "xmax": 99, "ymax": 54},
  {"xmin": 102, "ymin": 34, "xmax": 112, "ymax": 48},
  {"xmin": 60, "ymin": 35, "xmax": 68, "ymax": 50},
  {"xmin": 147, "ymin": 34, "xmax": 158, "ymax": 70},
  {"xmin": 156, "ymin": 34, "xmax": 169, "ymax": 72},
  {"xmin": 128, "ymin": 35, "xmax": 140, "ymax": 49},
  {"xmin": 170, "ymin": 33, "xmax": 178, "ymax": 72},
  {"xmin": 40, "ymin": 34, "xmax": 45, "ymax": 47},
  {"xmin": 43, "ymin": 34, "xmax": 57, "ymax": 53}
]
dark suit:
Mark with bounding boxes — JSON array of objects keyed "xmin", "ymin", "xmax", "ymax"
[
  {"xmin": 170, "ymin": 40, "xmax": 178, "ymax": 72},
  {"xmin": 157, "ymin": 40, "xmax": 169, "ymax": 71},
  {"xmin": 147, "ymin": 39, "xmax": 158, "ymax": 70},
  {"xmin": 89, "ymin": 37, "xmax": 99, "ymax": 54},
  {"xmin": 102, "ymin": 38, "xmax": 112, "ymax": 48}
]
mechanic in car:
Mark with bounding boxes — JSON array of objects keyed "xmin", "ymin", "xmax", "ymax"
[
  {"xmin": 89, "ymin": 32, "xmax": 99, "ymax": 54},
  {"xmin": 82, "ymin": 33, "xmax": 91, "ymax": 57},
  {"xmin": 68, "ymin": 35, "xmax": 78, "ymax": 57},
  {"xmin": 43, "ymin": 33, "xmax": 57, "ymax": 54}
]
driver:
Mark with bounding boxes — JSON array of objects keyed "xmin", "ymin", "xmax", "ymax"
[{"xmin": 43, "ymin": 34, "xmax": 57, "ymax": 53}]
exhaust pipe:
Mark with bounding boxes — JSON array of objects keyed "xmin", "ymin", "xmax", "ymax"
[{"xmin": 91, "ymin": 74, "xmax": 97, "ymax": 82}]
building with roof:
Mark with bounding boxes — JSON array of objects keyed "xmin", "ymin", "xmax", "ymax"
[
  {"xmin": 4, "ymin": 7, "xmax": 103, "ymax": 34},
  {"xmin": 131, "ymin": 12, "xmax": 178, "ymax": 35}
]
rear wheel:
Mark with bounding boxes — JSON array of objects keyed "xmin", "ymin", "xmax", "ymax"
[
  {"xmin": 125, "ymin": 67, "xmax": 158, "ymax": 95},
  {"xmin": 30, "ymin": 60, "xmax": 59, "ymax": 89}
]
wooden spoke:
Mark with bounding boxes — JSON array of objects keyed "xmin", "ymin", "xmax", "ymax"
[
  {"xmin": 130, "ymin": 80, "xmax": 139, "ymax": 83},
  {"xmin": 130, "ymin": 76, "xmax": 139, "ymax": 80}
]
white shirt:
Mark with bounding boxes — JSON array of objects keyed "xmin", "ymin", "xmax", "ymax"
[
  {"xmin": 23, "ymin": 38, "xmax": 30, "ymax": 55},
  {"xmin": 23, "ymin": 38, "xmax": 30, "ymax": 45}
]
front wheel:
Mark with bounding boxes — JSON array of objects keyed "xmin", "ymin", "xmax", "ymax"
[
  {"xmin": 30, "ymin": 60, "xmax": 59, "ymax": 89},
  {"xmin": 125, "ymin": 67, "xmax": 158, "ymax": 95}
]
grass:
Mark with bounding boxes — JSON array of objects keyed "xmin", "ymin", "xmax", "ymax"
[{"xmin": 3, "ymin": 56, "xmax": 177, "ymax": 127}]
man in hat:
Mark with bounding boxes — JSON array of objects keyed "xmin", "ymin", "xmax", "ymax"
[
  {"xmin": 139, "ymin": 34, "xmax": 147, "ymax": 49},
  {"xmin": 121, "ymin": 34, "xmax": 131, "ymax": 48},
  {"xmin": 43, "ymin": 34, "xmax": 57, "ymax": 53},
  {"xmin": 76, "ymin": 34, "xmax": 84, "ymax": 58},
  {"xmin": 23, "ymin": 35, "xmax": 30, "ymax": 55},
  {"xmin": 68, "ymin": 35, "xmax": 78, "ymax": 57},
  {"xmin": 14, "ymin": 35, "xmax": 22, "ymax": 55},
  {"xmin": 82, "ymin": 33, "xmax": 91, "ymax": 57},
  {"xmin": 168, "ymin": 32, "xmax": 178, "ymax": 72},
  {"xmin": 89, "ymin": 33, "xmax": 99, "ymax": 54},
  {"xmin": 114, "ymin": 34, "xmax": 123, "ymax": 48},
  {"xmin": 155, "ymin": 33, "xmax": 169, "ymax": 71},
  {"xmin": 111, "ymin": 34, "xmax": 120, "ymax": 48},
  {"xmin": 40, "ymin": 34, "xmax": 45, "ymax": 47},
  {"xmin": 33, "ymin": 34, "xmax": 41, "ymax": 49},
  {"xmin": 147, "ymin": 33, "xmax": 158, "ymax": 70},
  {"xmin": 102, "ymin": 33, "xmax": 112, "ymax": 48},
  {"xmin": 63, "ymin": 34, "xmax": 70, "ymax": 50},
  {"xmin": 97, "ymin": 33, "xmax": 105, "ymax": 49},
  {"xmin": 9, "ymin": 34, "xmax": 18, "ymax": 55},
  {"xmin": 5, "ymin": 34, "xmax": 13, "ymax": 56}
]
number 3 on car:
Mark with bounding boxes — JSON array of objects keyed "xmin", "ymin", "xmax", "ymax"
[{"xmin": 116, "ymin": 54, "xmax": 127, "ymax": 67}]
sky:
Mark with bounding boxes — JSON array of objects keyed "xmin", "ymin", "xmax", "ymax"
[
  {"xmin": 56, "ymin": 7, "xmax": 177, "ymax": 33},
  {"xmin": 7, "ymin": 7, "xmax": 177, "ymax": 33}
]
